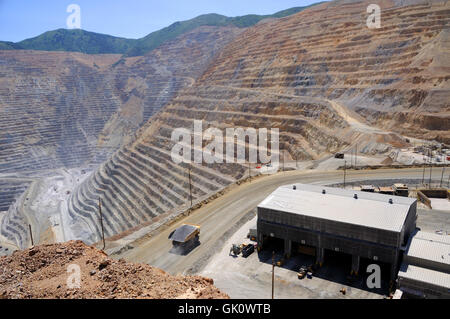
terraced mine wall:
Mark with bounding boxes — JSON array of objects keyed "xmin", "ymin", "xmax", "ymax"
[
  {"xmin": 199, "ymin": 0, "xmax": 450, "ymax": 143},
  {"xmin": 1, "ymin": 0, "xmax": 449, "ymax": 247},
  {"xmin": 66, "ymin": 131, "xmax": 248, "ymax": 243},
  {"xmin": 0, "ymin": 26, "xmax": 242, "ymax": 175},
  {"xmin": 59, "ymin": 0, "xmax": 450, "ymax": 244},
  {"xmin": 0, "ymin": 26, "xmax": 244, "ymax": 248},
  {"xmin": 63, "ymin": 83, "xmax": 364, "ymax": 243},
  {"xmin": 0, "ymin": 52, "xmax": 121, "ymax": 172},
  {"xmin": 0, "ymin": 180, "xmax": 32, "ymax": 212}
]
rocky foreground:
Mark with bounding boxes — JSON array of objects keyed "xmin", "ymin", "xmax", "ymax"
[{"xmin": 0, "ymin": 240, "xmax": 228, "ymax": 299}]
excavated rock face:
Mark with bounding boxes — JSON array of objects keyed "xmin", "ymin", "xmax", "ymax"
[
  {"xmin": 199, "ymin": 0, "xmax": 449, "ymax": 142},
  {"xmin": 0, "ymin": 26, "xmax": 243, "ymax": 174},
  {"xmin": 0, "ymin": 26, "xmax": 243, "ymax": 247},
  {"xmin": 59, "ymin": 0, "xmax": 449, "ymax": 244},
  {"xmin": 63, "ymin": 86, "xmax": 350, "ymax": 244},
  {"xmin": 1, "ymin": 0, "xmax": 448, "ymax": 247},
  {"xmin": 0, "ymin": 240, "xmax": 228, "ymax": 299}
]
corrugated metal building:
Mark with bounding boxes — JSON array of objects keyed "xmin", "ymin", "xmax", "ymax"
[
  {"xmin": 398, "ymin": 230, "xmax": 450, "ymax": 298},
  {"xmin": 257, "ymin": 184, "xmax": 417, "ymax": 279}
]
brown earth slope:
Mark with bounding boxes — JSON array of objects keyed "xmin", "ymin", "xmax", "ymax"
[
  {"xmin": 1, "ymin": 0, "xmax": 448, "ymax": 248},
  {"xmin": 0, "ymin": 26, "xmax": 242, "ymax": 174},
  {"xmin": 62, "ymin": 0, "xmax": 449, "ymax": 244},
  {"xmin": 43, "ymin": 2, "xmax": 449, "ymax": 246},
  {"xmin": 0, "ymin": 26, "xmax": 243, "ymax": 248},
  {"xmin": 0, "ymin": 240, "xmax": 228, "ymax": 299},
  {"xmin": 199, "ymin": 0, "xmax": 450, "ymax": 142}
]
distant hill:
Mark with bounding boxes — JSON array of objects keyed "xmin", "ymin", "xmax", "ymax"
[
  {"xmin": 14, "ymin": 29, "xmax": 136, "ymax": 54},
  {"xmin": 0, "ymin": 4, "xmax": 322, "ymax": 56},
  {"xmin": 0, "ymin": 41, "xmax": 22, "ymax": 50},
  {"xmin": 125, "ymin": 5, "xmax": 321, "ymax": 56}
]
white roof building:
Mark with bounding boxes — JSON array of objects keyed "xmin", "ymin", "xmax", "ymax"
[
  {"xmin": 404, "ymin": 231, "xmax": 450, "ymax": 270},
  {"xmin": 398, "ymin": 231, "xmax": 450, "ymax": 298},
  {"xmin": 398, "ymin": 264, "xmax": 450, "ymax": 289},
  {"xmin": 258, "ymin": 183, "xmax": 416, "ymax": 233}
]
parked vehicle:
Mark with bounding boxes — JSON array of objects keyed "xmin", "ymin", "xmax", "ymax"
[
  {"xmin": 297, "ymin": 266, "xmax": 307, "ymax": 279},
  {"xmin": 242, "ymin": 244, "xmax": 254, "ymax": 258},
  {"xmin": 247, "ymin": 228, "xmax": 257, "ymax": 241}
]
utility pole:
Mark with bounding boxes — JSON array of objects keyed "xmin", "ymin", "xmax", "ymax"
[
  {"xmin": 440, "ymin": 166, "xmax": 445, "ymax": 188},
  {"xmin": 188, "ymin": 165, "xmax": 193, "ymax": 208},
  {"xmin": 99, "ymin": 197, "xmax": 105, "ymax": 250},
  {"xmin": 422, "ymin": 156, "xmax": 426, "ymax": 185},
  {"xmin": 271, "ymin": 251, "xmax": 275, "ymax": 299},
  {"xmin": 350, "ymin": 148, "xmax": 353, "ymax": 168},
  {"xmin": 429, "ymin": 148, "xmax": 433, "ymax": 189},
  {"xmin": 343, "ymin": 160, "xmax": 347, "ymax": 189},
  {"xmin": 29, "ymin": 224, "xmax": 34, "ymax": 247},
  {"xmin": 248, "ymin": 161, "xmax": 251, "ymax": 182}
]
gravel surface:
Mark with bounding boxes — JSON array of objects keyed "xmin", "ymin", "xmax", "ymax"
[
  {"xmin": 0, "ymin": 240, "xmax": 228, "ymax": 299},
  {"xmin": 117, "ymin": 168, "xmax": 446, "ymax": 276}
]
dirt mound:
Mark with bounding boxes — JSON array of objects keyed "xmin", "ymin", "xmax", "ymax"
[{"xmin": 0, "ymin": 240, "xmax": 228, "ymax": 299}]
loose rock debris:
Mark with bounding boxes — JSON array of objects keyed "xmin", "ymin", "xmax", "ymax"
[{"xmin": 0, "ymin": 240, "xmax": 228, "ymax": 299}]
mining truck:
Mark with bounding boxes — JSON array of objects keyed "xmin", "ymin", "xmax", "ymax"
[{"xmin": 169, "ymin": 224, "xmax": 200, "ymax": 247}]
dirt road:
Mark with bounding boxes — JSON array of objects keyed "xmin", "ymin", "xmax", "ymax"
[{"xmin": 116, "ymin": 168, "xmax": 445, "ymax": 275}]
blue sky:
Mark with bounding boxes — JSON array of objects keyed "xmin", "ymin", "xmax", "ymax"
[{"xmin": 0, "ymin": 0, "xmax": 321, "ymax": 42}]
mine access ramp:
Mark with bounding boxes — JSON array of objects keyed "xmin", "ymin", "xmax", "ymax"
[{"xmin": 169, "ymin": 224, "xmax": 200, "ymax": 247}]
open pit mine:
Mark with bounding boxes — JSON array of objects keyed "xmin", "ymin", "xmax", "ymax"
[{"xmin": 0, "ymin": 0, "xmax": 449, "ymax": 300}]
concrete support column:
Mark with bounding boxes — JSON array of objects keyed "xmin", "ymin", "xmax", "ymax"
[
  {"xmin": 315, "ymin": 247, "xmax": 324, "ymax": 266},
  {"xmin": 351, "ymin": 255, "xmax": 360, "ymax": 276},
  {"xmin": 284, "ymin": 239, "xmax": 292, "ymax": 258},
  {"xmin": 389, "ymin": 265, "xmax": 396, "ymax": 292},
  {"xmin": 257, "ymin": 232, "xmax": 263, "ymax": 251},
  {"xmin": 316, "ymin": 234, "xmax": 324, "ymax": 267},
  {"xmin": 390, "ymin": 259, "xmax": 399, "ymax": 288}
]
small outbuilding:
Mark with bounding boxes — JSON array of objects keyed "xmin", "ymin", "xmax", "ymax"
[{"xmin": 398, "ymin": 230, "xmax": 450, "ymax": 298}]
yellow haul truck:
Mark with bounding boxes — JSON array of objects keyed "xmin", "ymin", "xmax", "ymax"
[{"xmin": 169, "ymin": 224, "xmax": 200, "ymax": 248}]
